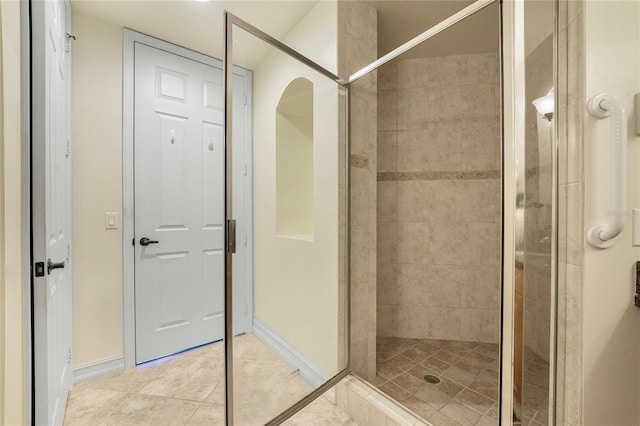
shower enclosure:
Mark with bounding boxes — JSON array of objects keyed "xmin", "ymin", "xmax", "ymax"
[{"xmin": 221, "ymin": 0, "xmax": 560, "ymax": 424}]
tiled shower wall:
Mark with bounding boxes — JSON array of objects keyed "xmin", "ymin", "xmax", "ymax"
[
  {"xmin": 376, "ymin": 53, "xmax": 501, "ymax": 343},
  {"xmin": 555, "ymin": 1, "xmax": 584, "ymax": 424},
  {"xmin": 339, "ymin": 0, "xmax": 378, "ymax": 381}
]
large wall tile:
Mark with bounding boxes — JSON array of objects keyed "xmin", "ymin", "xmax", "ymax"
[
  {"xmin": 460, "ymin": 84, "xmax": 499, "ymax": 123},
  {"xmin": 377, "ymin": 263, "xmax": 399, "ymax": 305},
  {"xmin": 397, "ymin": 130, "xmax": 429, "ymax": 172},
  {"xmin": 428, "ymin": 127, "xmax": 461, "ymax": 171},
  {"xmin": 396, "ymin": 263, "xmax": 428, "ymax": 307},
  {"xmin": 428, "ymin": 86, "xmax": 461, "ymax": 126},
  {"xmin": 397, "ymin": 306, "xmax": 430, "ymax": 338},
  {"xmin": 460, "ymin": 308, "xmax": 499, "ymax": 342},
  {"xmin": 397, "ymin": 223, "xmax": 430, "ymax": 264},
  {"xmin": 460, "ymin": 53, "xmax": 499, "ymax": 86},
  {"xmin": 397, "ymin": 58, "xmax": 430, "ymax": 89},
  {"xmin": 377, "ymin": 131, "xmax": 397, "ymax": 172},
  {"xmin": 427, "ymin": 56, "xmax": 461, "ymax": 88},
  {"xmin": 397, "ymin": 88, "xmax": 429, "ymax": 130},
  {"xmin": 377, "ymin": 181, "xmax": 398, "ymax": 224},
  {"xmin": 397, "ymin": 180, "xmax": 429, "ymax": 223},
  {"xmin": 378, "ymin": 89, "xmax": 397, "ymax": 131},
  {"xmin": 460, "ymin": 123, "xmax": 500, "ymax": 171},
  {"xmin": 427, "ymin": 307, "xmax": 462, "ymax": 340},
  {"xmin": 456, "ymin": 179, "xmax": 501, "ymax": 223},
  {"xmin": 459, "ymin": 266, "xmax": 501, "ymax": 309},
  {"xmin": 378, "ymin": 62, "xmax": 397, "ymax": 90}
]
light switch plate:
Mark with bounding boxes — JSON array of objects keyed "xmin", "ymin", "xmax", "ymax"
[{"xmin": 105, "ymin": 212, "xmax": 119, "ymax": 230}]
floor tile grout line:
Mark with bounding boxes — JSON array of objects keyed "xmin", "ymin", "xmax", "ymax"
[{"xmin": 374, "ymin": 337, "xmax": 503, "ymax": 425}]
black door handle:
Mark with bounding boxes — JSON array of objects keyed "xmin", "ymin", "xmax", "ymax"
[
  {"xmin": 139, "ymin": 237, "xmax": 159, "ymax": 246},
  {"xmin": 47, "ymin": 259, "xmax": 65, "ymax": 275}
]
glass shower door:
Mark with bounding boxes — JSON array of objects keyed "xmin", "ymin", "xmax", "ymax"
[{"xmin": 223, "ymin": 12, "xmax": 349, "ymax": 426}]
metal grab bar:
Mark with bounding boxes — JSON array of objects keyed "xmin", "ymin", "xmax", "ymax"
[{"xmin": 587, "ymin": 92, "xmax": 628, "ymax": 248}]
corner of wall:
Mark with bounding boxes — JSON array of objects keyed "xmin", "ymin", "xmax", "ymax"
[
  {"xmin": 338, "ymin": 0, "xmax": 378, "ymax": 380},
  {"xmin": 555, "ymin": 0, "xmax": 585, "ymax": 424}
]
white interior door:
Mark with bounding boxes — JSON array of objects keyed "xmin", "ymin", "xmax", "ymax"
[
  {"xmin": 133, "ymin": 42, "xmax": 249, "ymax": 363},
  {"xmin": 31, "ymin": 0, "xmax": 73, "ymax": 424}
]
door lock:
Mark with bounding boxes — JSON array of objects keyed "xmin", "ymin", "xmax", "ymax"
[
  {"xmin": 47, "ymin": 259, "xmax": 65, "ymax": 275},
  {"xmin": 139, "ymin": 237, "xmax": 159, "ymax": 246}
]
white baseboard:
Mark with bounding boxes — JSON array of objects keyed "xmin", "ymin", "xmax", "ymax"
[
  {"xmin": 252, "ymin": 318, "xmax": 328, "ymax": 388},
  {"xmin": 73, "ymin": 355, "xmax": 125, "ymax": 384}
]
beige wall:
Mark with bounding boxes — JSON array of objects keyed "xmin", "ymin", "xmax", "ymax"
[
  {"xmin": 72, "ymin": 12, "xmax": 124, "ymax": 366},
  {"xmin": 376, "ymin": 53, "xmax": 501, "ymax": 343},
  {"xmin": 275, "ymin": 80, "xmax": 314, "ymax": 238},
  {"xmin": 582, "ymin": 1, "xmax": 640, "ymax": 424},
  {"xmin": 0, "ymin": 0, "xmax": 25, "ymax": 423},
  {"xmin": 252, "ymin": 1, "xmax": 341, "ymax": 375}
]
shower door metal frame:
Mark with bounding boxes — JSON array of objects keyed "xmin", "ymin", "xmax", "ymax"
[
  {"xmin": 500, "ymin": 0, "xmax": 522, "ymax": 422},
  {"xmin": 501, "ymin": 0, "xmax": 559, "ymax": 424},
  {"xmin": 223, "ymin": 11, "xmax": 351, "ymax": 426}
]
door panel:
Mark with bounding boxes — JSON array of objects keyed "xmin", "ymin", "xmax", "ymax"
[
  {"xmin": 134, "ymin": 43, "xmax": 227, "ymax": 363},
  {"xmin": 32, "ymin": 0, "xmax": 73, "ymax": 424}
]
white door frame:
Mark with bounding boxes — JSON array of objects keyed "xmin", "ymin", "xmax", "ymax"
[
  {"xmin": 20, "ymin": 0, "xmax": 33, "ymax": 423},
  {"xmin": 122, "ymin": 29, "xmax": 253, "ymax": 368}
]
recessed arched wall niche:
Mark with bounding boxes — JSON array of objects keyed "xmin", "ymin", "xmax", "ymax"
[{"xmin": 275, "ymin": 77, "xmax": 314, "ymax": 240}]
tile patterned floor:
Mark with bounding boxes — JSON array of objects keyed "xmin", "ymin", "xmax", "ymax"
[
  {"xmin": 373, "ymin": 337, "xmax": 501, "ymax": 426},
  {"xmin": 521, "ymin": 348, "xmax": 550, "ymax": 426},
  {"xmin": 63, "ymin": 333, "xmax": 353, "ymax": 426}
]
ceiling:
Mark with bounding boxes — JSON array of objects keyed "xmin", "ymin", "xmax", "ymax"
[
  {"xmin": 368, "ymin": 0, "xmax": 500, "ymax": 59},
  {"xmin": 71, "ymin": 0, "xmax": 319, "ymax": 68},
  {"xmin": 72, "ymin": 0, "xmax": 552, "ymax": 71}
]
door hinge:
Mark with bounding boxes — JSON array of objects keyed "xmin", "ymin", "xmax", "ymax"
[
  {"xmin": 65, "ymin": 140, "xmax": 71, "ymax": 158},
  {"xmin": 244, "ymin": 234, "xmax": 248, "ymax": 247},
  {"xmin": 244, "ymin": 165, "xmax": 247, "ymax": 176},
  {"xmin": 243, "ymin": 93, "xmax": 247, "ymax": 106},
  {"xmin": 65, "ymin": 33, "xmax": 75, "ymax": 53},
  {"xmin": 68, "ymin": 347, "xmax": 73, "ymax": 365}
]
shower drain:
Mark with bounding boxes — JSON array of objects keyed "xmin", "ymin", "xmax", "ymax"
[{"xmin": 423, "ymin": 374, "xmax": 440, "ymax": 384}]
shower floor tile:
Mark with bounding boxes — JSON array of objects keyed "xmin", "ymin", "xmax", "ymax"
[{"xmin": 374, "ymin": 337, "xmax": 501, "ymax": 426}]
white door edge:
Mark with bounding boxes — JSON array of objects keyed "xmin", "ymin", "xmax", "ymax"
[
  {"xmin": 122, "ymin": 29, "xmax": 254, "ymax": 368},
  {"xmin": 31, "ymin": 0, "xmax": 74, "ymax": 423}
]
